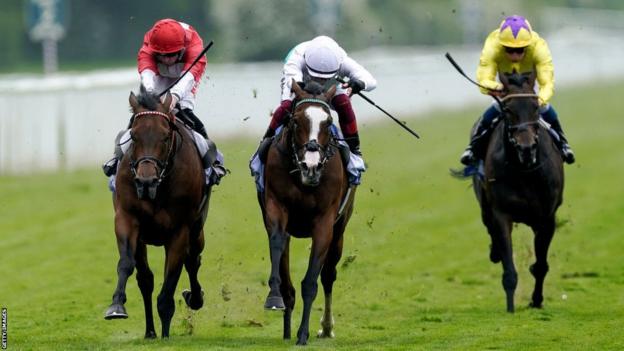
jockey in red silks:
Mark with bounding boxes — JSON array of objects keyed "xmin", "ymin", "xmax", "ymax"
[
  {"xmin": 103, "ymin": 18, "xmax": 225, "ymax": 184},
  {"xmin": 250, "ymin": 36, "xmax": 376, "ymax": 190}
]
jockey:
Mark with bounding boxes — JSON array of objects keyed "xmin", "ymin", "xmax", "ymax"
[
  {"xmin": 460, "ymin": 15, "xmax": 575, "ymax": 165},
  {"xmin": 264, "ymin": 35, "xmax": 377, "ymax": 156},
  {"xmin": 102, "ymin": 18, "xmax": 226, "ymax": 183}
]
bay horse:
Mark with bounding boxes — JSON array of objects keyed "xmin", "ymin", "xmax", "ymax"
[
  {"xmin": 259, "ymin": 79, "xmax": 356, "ymax": 345},
  {"xmin": 104, "ymin": 86, "xmax": 210, "ymax": 338},
  {"xmin": 473, "ymin": 71, "xmax": 564, "ymax": 312}
]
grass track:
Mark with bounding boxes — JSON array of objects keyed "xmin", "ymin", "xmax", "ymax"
[{"xmin": 1, "ymin": 81, "xmax": 623, "ymax": 350}]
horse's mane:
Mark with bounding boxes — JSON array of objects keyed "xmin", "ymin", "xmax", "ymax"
[
  {"xmin": 303, "ymin": 81, "xmax": 325, "ymax": 96},
  {"xmin": 134, "ymin": 85, "xmax": 162, "ymax": 111},
  {"xmin": 505, "ymin": 72, "xmax": 532, "ymax": 88}
]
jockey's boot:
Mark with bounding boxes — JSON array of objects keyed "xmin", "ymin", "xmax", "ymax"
[
  {"xmin": 345, "ymin": 132, "xmax": 362, "ymax": 156},
  {"xmin": 256, "ymin": 127, "xmax": 276, "ymax": 163},
  {"xmin": 549, "ymin": 120, "xmax": 575, "ymax": 164},
  {"xmin": 460, "ymin": 123, "xmax": 488, "ymax": 166},
  {"xmin": 102, "ymin": 130, "xmax": 126, "ymax": 176},
  {"xmin": 200, "ymin": 138, "xmax": 226, "ymax": 185}
]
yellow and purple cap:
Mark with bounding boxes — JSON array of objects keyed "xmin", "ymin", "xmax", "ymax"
[{"xmin": 499, "ymin": 15, "xmax": 533, "ymax": 48}]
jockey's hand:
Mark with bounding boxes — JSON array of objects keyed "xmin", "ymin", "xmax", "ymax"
[
  {"xmin": 488, "ymin": 89, "xmax": 505, "ymax": 98},
  {"xmin": 342, "ymin": 79, "xmax": 365, "ymax": 96}
]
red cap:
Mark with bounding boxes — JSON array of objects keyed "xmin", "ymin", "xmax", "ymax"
[{"xmin": 149, "ymin": 19, "xmax": 185, "ymax": 54}]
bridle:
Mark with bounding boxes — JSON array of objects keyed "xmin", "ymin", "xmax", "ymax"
[
  {"xmin": 128, "ymin": 110, "xmax": 178, "ymax": 183},
  {"xmin": 500, "ymin": 93, "xmax": 540, "ymax": 138},
  {"xmin": 500, "ymin": 92, "xmax": 543, "ymax": 169},
  {"xmin": 288, "ymin": 98, "xmax": 337, "ymax": 174}
]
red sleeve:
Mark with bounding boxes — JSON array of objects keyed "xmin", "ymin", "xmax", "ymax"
[
  {"xmin": 183, "ymin": 25, "xmax": 207, "ymax": 82},
  {"xmin": 137, "ymin": 29, "xmax": 158, "ymax": 74}
]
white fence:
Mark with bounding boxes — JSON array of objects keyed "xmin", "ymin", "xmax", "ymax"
[{"xmin": 1, "ymin": 28, "xmax": 624, "ymax": 174}]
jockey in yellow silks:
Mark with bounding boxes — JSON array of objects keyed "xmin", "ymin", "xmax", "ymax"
[{"xmin": 460, "ymin": 15, "xmax": 575, "ymax": 165}]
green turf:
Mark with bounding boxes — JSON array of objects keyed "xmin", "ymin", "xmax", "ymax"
[{"xmin": 1, "ymin": 81, "xmax": 623, "ymax": 350}]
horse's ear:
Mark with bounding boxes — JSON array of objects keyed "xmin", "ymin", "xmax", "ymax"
[
  {"xmin": 129, "ymin": 91, "xmax": 139, "ymax": 110},
  {"xmin": 291, "ymin": 78, "xmax": 304, "ymax": 99},
  {"xmin": 527, "ymin": 70, "xmax": 537, "ymax": 88},
  {"xmin": 325, "ymin": 84, "xmax": 337, "ymax": 101},
  {"xmin": 499, "ymin": 71, "xmax": 509, "ymax": 89},
  {"xmin": 161, "ymin": 92, "xmax": 172, "ymax": 111}
]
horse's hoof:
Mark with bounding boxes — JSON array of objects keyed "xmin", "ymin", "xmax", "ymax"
[
  {"xmin": 264, "ymin": 295, "xmax": 285, "ymax": 311},
  {"xmin": 104, "ymin": 304, "xmax": 128, "ymax": 320},
  {"xmin": 529, "ymin": 301, "xmax": 543, "ymax": 309},
  {"xmin": 317, "ymin": 328, "xmax": 335, "ymax": 338},
  {"xmin": 182, "ymin": 289, "xmax": 204, "ymax": 310},
  {"xmin": 144, "ymin": 330, "xmax": 157, "ymax": 339}
]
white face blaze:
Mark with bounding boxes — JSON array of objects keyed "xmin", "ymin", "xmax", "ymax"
[{"xmin": 303, "ymin": 106, "xmax": 328, "ymax": 169}]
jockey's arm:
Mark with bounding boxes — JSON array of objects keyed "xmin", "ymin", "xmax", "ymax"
[
  {"xmin": 281, "ymin": 44, "xmax": 305, "ymax": 101},
  {"xmin": 340, "ymin": 56, "xmax": 377, "ymax": 92},
  {"xmin": 533, "ymin": 37, "xmax": 555, "ymax": 106},
  {"xmin": 476, "ymin": 31, "xmax": 504, "ymax": 94}
]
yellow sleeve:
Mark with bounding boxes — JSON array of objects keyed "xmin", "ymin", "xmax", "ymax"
[
  {"xmin": 476, "ymin": 30, "xmax": 504, "ymax": 94},
  {"xmin": 532, "ymin": 34, "xmax": 555, "ymax": 105}
]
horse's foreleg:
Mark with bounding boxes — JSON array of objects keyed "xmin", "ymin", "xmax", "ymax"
[
  {"xmin": 493, "ymin": 211, "xmax": 517, "ymax": 313},
  {"xmin": 279, "ymin": 237, "xmax": 295, "ymax": 339},
  {"xmin": 264, "ymin": 200, "xmax": 288, "ymax": 311},
  {"xmin": 157, "ymin": 230, "xmax": 188, "ymax": 338},
  {"xmin": 105, "ymin": 213, "xmax": 138, "ymax": 320},
  {"xmin": 318, "ymin": 234, "xmax": 344, "ymax": 339},
  {"xmin": 296, "ymin": 217, "xmax": 333, "ymax": 345},
  {"xmin": 182, "ymin": 229, "xmax": 205, "ymax": 311},
  {"xmin": 530, "ymin": 217, "xmax": 556, "ymax": 308},
  {"xmin": 135, "ymin": 242, "xmax": 156, "ymax": 338}
]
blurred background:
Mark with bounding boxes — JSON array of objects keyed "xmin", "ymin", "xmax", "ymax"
[{"xmin": 1, "ymin": 0, "xmax": 623, "ymax": 173}]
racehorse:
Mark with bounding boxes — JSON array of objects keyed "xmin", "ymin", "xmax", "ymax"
[
  {"xmin": 472, "ymin": 71, "xmax": 564, "ymax": 312},
  {"xmin": 104, "ymin": 86, "xmax": 210, "ymax": 338},
  {"xmin": 259, "ymin": 79, "xmax": 356, "ymax": 345}
]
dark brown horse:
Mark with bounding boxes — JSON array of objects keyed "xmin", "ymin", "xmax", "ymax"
[
  {"xmin": 104, "ymin": 87, "xmax": 210, "ymax": 338},
  {"xmin": 473, "ymin": 71, "xmax": 564, "ymax": 312},
  {"xmin": 259, "ymin": 80, "xmax": 356, "ymax": 345}
]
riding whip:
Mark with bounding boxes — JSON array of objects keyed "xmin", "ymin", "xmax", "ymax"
[
  {"xmin": 444, "ymin": 52, "xmax": 504, "ymax": 107},
  {"xmin": 158, "ymin": 40, "xmax": 214, "ymax": 97},
  {"xmin": 336, "ymin": 76, "xmax": 420, "ymax": 139}
]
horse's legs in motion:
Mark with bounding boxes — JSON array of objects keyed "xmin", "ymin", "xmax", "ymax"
[
  {"xmin": 296, "ymin": 217, "xmax": 333, "ymax": 345},
  {"xmin": 134, "ymin": 242, "xmax": 156, "ymax": 338},
  {"xmin": 493, "ymin": 211, "xmax": 517, "ymax": 312},
  {"xmin": 529, "ymin": 217, "xmax": 556, "ymax": 308},
  {"xmin": 264, "ymin": 200, "xmax": 288, "ymax": 311},
  {"xmin": 182, "ymin": 229, "xmax": 206, "ymax": 310},
  {"xmin": 279, "ymin": 237, "xmax": 296, "ymax": 339},
  {"xmin": 105, "ymin": 213, "xmax": 138, "ymax": 320},
  {"xmin": 318, "ymin": 233, "xmax": 344, "ymax": 339},
  {"xmin": 157, "ymin": 229, "xmax": 188, "ymax": 338}
]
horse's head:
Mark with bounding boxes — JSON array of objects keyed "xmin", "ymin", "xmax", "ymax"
[
  {"xmin": 128, "ymin": 86, "xmax": 178, "ymax": 200},
  {"xmin": 289, "ymin": 79, "xmax": 337, "ymax": 186},
  {"xmin": 499, "ymin": 71, "xmax": 541, "ymax": 166}
]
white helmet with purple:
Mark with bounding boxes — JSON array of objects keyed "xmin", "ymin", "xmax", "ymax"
[{"xmin": 304, "ymin": 36, "xmax": 343, "ymax": 79}]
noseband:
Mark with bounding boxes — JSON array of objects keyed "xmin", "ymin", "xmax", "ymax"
[
  {"xmin": 129, "ymin": 111, "xmax": 177, "ymax": 183},
  {"xmin": 289, "ymin": 98, "xmax": 337, "ymax": 173}
]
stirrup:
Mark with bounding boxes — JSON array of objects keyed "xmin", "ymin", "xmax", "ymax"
[
  {"xmin": 562, "ymin": 145, "xmax": 575, "ymax": 164},
  {"xmin": 460, "ymin": 148, "xmax": 476, "ymax": 166},
  {"xmin": 102, "ymin": 158, "xmax": 118, "ymax": 177}
]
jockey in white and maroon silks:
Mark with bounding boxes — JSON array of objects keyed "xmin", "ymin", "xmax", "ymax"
[
  {"xmin": 264, "ymin": 35, "xmax": 377, "ymax": 156},
  {"xmin": 103, "ymin": 18, "xmax": 225, "ymax": 184}
]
